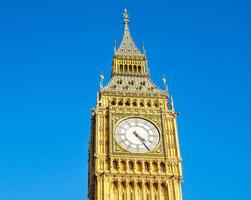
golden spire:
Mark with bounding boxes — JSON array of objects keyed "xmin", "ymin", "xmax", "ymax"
[
  {"xmin": 114, "ymin": 9, "xmax": 145, "ymax": 58},
  {"xmin": 111, "ymin": 9, "xmax": 150, "ymax": 78}
]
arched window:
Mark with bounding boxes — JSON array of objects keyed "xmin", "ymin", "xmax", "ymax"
[
  {"xmin": 138, "ymin": 66, "xmax": 142, "ymax": 73},
  {"xmin": 140, "ymin": 81, "xmax": 146, "ymax": 86},
  {"xmin": 129, "ymin": 65, "xmax": 132, "ymax": 72},
  {"xmin": 154, "ymin": 100, "xmax": 159, "ymax": 107},
  {"xmin": 125, "ymin": 99, "xmax": 130, "ymax": 106},
  {"xmin": 160, "ymin": 162, "xmax": 165, "ymax": 172},
  {"xmin": 136, "ymin": 161, "xmax": 142, "ymax": 172},
  {"xmin": 118, "ymin": 99, "xmax": 123, "ymax": 106},
  {"xmin": 129, "ymin": 80, "xmax": 134, "ymax": 85},
  {"xmin": 121, "ymin": 160, "xmax": 126, "ymax": 171},
  {"xmin": 120, "ymin": 64, "xmax": 123, "ymax": 73},
  {"xmin": 124, "ymin": 65, "xmax": 128, "ymax": 73},
  {"xmin": 145, "ymin": 162, "xmax": 150, "ymax": 172},
  {"xmin": 129, "ymin": 161, "xmax": 134, "ymax": 171},
  {"xmin": 139, "ymin": 100, "xmax": 144, "ymax": 107},
  {"xmin": 113, "ymin": 160, "xmax": 118, "ymax": 170},
  {"xmin": 117, "ymin": 80, "xmax": 122, "ymax": 84},
  {"xmin": 111, "ymin": 98, "xmax": 116, "ymax": 106},
  {"xmin": 133, "ymin": 65, "xmax": 137, "ymax": 73},
  {"xmin": 132, "ymin": 100, "xmax": 137, "ymax": 107},
  {"xmin": 152, "ymin": 162, "xmax": 158, "ymax": 172}
]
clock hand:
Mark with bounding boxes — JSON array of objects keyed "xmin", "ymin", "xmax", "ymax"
[
  {"xmin": 133, "ymin": 131, "xmax": 145, "ymax": 141},
  {"xmin": 133, "ymin": 131, "xmax": 150, "ymax": 151},
  {"xmin": 133, "ymin": 131, "xmax": 143, "ymax": 141},
  {"xmin": 142, "ymin": 142, "xmax": 150, "ymax": 151}
]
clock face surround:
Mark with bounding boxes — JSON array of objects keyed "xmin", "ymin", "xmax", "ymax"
[{"xmin": 115, "ymin": 118, "xmax": 160, "ymax": 153}]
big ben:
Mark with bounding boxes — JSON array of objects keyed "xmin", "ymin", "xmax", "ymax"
[{"xmin": 88, "ymin": 9, "xmax": 183, "ymax": 200}]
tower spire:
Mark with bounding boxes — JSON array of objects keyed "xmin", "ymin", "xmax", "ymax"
[
  {"xmin": 114, "ymin": 9, "xmax": 145, "ymax": 58},
  {"xmin": 111, "ymin": 9, "xmax": 149, "ymax": 77}
]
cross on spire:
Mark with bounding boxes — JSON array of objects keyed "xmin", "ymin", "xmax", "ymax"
[{"xmin": 123, "ymin": 8, "xmax": 129, "ymax": 24}]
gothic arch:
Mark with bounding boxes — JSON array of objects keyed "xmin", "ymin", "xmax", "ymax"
[
  {"xmin": 118, "ymin": 98, "xmax": 123, "ymax": 106},
  {"xmin": 120, "ymin": 64, "xmax": 123, "ymax": 73},
  {"xmin": 160, "ymin": 162, "xmax": 166, "ymax": 172},
  {"xmin": 138, "ymin": 65, "xmax": 142, "ymax": 74},
  {"xmin": 136, "ymin": 160, "xmax": 142, "ymax": 172},
  {"xmin": 121, "ymin": 160, "xmax": 126, "ymax": 172},
  {"xmin": 133, "ymin": 65, "xmax": 137, "ymax": 73},
  {"xmin": 125, "ymin": 98, "xmax": 131, "ymax": 106},
  {"xmin": 129, "ymin": 160, "xmax": 134, "ymax": 171},
  {"xmin": 152, "ymin": 161, "xmax": 158, "ymax": 173},
  {"xmin": 147, "ymin": 100, "xmax": 152, "ymax": 107},
  {"xmin": 111, "ymin": 98, "xmax": 116, "ymax": 106},
  {"xmin": 132, "ymin": 99, "xmax": 137, "ymax": 106},
  {"xmin": 139, "ymin": 99, "xmax": 144, "ymax": 107}
]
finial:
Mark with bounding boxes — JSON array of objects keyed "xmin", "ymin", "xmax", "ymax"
[
  {"xmin": 146, "ymin": 62, "xmax": 150, "ymax": 75},
  {"xmin": 96, "ymin": 92, "xmax": 100, "ymax": 107},
  {"xmin": 162, "ymin": 74, "xmax": 169, "ymax": 93},
  {"xmin": 170, "ymin": 96, "xmax": 175, "ymax": 111},
  {"xmin": 100, "ymin": 71, "xmax": 104, "ymax": 89},
  {"xmin": 142, "ymin": 42, "xmax": 147, "ymax": 56},
  {"xmin": 123, "ymin": 8, "xmax": 129, "ymax": 24},
  {"xmin": 114, "ymin": 40, "xmax": 117, "ymax": 53}
]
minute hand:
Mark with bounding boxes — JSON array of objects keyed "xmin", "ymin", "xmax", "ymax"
[{"xmin": 142, "ymin": 141, "xmax": 150, "ymax": 151}]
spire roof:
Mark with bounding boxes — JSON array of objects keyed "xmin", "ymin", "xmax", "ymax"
[{"xmin": 114, "ymin": 9, "xmax": 145, "ymax": 58}]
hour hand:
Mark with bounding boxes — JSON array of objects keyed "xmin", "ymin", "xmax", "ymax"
[
  {"xmin": 133, "ymin": 131, "xmax": 150, "ymax": 151},
  {"xmin": 133, "ymin": 131, "xmax": 144, "ymax": 142}
]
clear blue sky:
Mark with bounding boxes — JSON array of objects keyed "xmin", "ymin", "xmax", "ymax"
[{"xmin": 0, "ymin": 0, "xmax": 250, "ymax": 199}]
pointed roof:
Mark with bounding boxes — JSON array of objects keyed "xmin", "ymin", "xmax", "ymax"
[
  {"xmin": 114, "ymin": 9, "xmax": 145, "ymax": 58},
  {"xmin": 101, "ymin": 75, "xmax": 164, "ymax": 95}
]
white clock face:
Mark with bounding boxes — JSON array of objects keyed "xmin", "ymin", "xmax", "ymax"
[{"xmin": 115, "ymin": 118, "xmax": 160, "ymax": 153}]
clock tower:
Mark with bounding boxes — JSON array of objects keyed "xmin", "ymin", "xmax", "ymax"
[{"xmin": 88, "ymin": 9, "xmax": 183, "ymax": 200}]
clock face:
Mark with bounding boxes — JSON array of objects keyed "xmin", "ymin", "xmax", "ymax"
[{"xmin": 115, "ymin": 118, "xmax": 160, "ymax": 153}]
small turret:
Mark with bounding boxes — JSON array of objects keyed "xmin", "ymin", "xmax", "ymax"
[
  {"xmin": 162, "ymin": 74, "xmax": 169, "ymax": 95},
  {"xmin": 169, "ymin": 96, "xmax": 175, "ymax": 111},
  {"xmin": 99, "ymin": 72, "xmax": 104, "ymax": 89}
]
